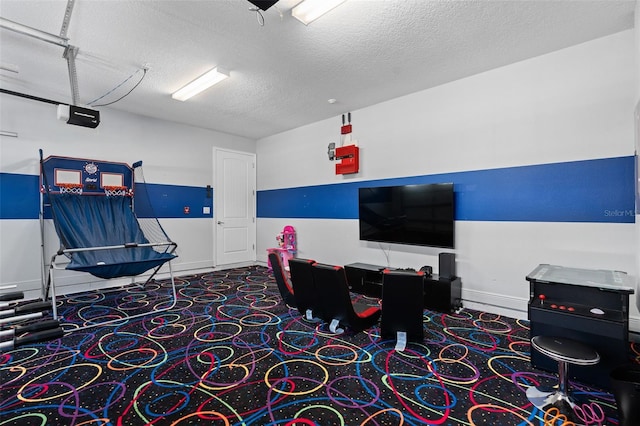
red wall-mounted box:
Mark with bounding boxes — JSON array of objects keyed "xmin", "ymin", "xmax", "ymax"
[{"xmin": 335, "ymin": 145, "xmax": 359, "ymax": 175}]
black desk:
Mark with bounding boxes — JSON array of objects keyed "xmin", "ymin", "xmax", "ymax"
[
  {"xmin": 527, "ymin": 264, "xmax": 634, "ymax": 390},
  {"xmin": 343, "ymin": 263, "xmax": 383, "ymax": 297},
  {"xmin": 344, "ymin": 262, "xmax": 462, "ymax": 313}
]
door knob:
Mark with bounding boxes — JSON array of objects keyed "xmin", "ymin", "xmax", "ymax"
[{"xmin": 217, "ymin": 221, "xmax": 224, "ymax": 225}]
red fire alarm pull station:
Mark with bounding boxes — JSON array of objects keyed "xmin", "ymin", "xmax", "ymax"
[
  {"xmin": 335, "ymin": 145, "xmax": 359, "ymax": 174},
  {"xmin": 335, "ymin": 112, "xmax": 359, "ymax": 175}
]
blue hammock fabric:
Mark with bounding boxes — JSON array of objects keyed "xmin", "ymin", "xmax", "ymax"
[{"xmin": 49, "ymin": 194, "xmax": 176, "ymax": 279}]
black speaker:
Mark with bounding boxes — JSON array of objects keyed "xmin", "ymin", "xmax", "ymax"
[{"xmin": 439, "ymin": 253, "xmax": 456, "ymax": 279}]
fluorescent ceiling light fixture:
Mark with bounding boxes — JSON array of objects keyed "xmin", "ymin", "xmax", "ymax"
[
  {"xmin": 292, "ymin": 0, "xmax": 347, "ymax": 25},
  {"xmin": 171, "ymin": 67, "xmax": 229, "ymax": 101}
]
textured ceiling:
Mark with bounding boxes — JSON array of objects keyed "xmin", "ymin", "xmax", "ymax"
[{"xmin": 0, "ymin": 0, "xmax": 636, "ymax": 140}]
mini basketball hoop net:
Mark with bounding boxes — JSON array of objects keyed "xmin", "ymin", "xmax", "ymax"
[
  {"xmin": 103, "ymin": 186, "xmax": 130, "ymax": 197},
  {"xmin": 58, "ymin": 183, "xmax": 83, "ymax": 195}
]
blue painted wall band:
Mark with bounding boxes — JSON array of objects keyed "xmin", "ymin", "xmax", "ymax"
[
  {"xmin": 134, "ymin": 183, "xmax": 213, "ymax": 219},
  {"xmin": 0, "ymin": 175, "xmax": 213, "ymax": 220},
  {"xmin": 257, "ymin": 156, "xmax": 635, "ymax": 223},
  {"xmin": 1, "ymin": 156, "xmax": 635, "ymax": 223},
  {"xmin": 0, "ymin": 173, "xmax": 40, "ymax": 220}
]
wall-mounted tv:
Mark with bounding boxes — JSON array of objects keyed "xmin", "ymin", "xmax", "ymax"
[{"xmin": 358, "ymin": 182, "xmax": 455, "ymax": 249}]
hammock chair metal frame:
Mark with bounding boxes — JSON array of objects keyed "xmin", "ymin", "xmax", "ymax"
[{"xmin": 39, "ymin": 150, "xmax": 178, "ymax": 331}]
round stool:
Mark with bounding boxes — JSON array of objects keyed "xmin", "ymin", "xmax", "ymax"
[{"xmin": 527, "ymin": 336, "xmax": 600, "ymax": 419}]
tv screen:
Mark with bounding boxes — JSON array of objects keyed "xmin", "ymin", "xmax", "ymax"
[{"xmin": 358, "ymin": 183, "xmax": 455, "ymax": 248}]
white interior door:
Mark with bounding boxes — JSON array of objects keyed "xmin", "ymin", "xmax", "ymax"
[{"xmin": 215, "ymin": 149, "xmax": 256, "ymax": 266}]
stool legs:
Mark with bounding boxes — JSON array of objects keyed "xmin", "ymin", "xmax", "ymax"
[
  {"xmin": 527, "ymin": 359, "xmax": 590, "ymax": 422},
  {"xmin": 557, "ymin": 359, "xmax": 567, "ymax": 396},
  {"xmin": 527, "ymin": 359, "xmax": 572, "ymax": 408},
  {"xmin": 527, "ymin": 335, "xmax": 600, "ymax": 421}
]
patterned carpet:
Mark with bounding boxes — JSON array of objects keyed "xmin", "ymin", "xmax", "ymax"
[{"xmin": 1, "ymin": 265, "xmax": 638, "ymax": 425}]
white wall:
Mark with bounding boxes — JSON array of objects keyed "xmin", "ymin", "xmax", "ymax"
[
  {"xmin": 0, "ymin": 95, "xmax": 256, "ymax": 298},
  {"xmin": 256, "ymin": 30, "xmax": 639, "ymax": 328},
  {"xmin": 1, "ymin": 27, "xmax": 637, "ymax": 330},
  {"xmin": 636, "ymin": 1, "xmax": 640, "ymax": 100},
  {"xmin": 635, "ymin": 0, "xmax": 640, "ymax": 332}
]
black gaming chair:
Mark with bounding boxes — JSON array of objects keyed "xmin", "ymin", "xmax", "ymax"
[
  {"xmin": 311, "ymin": 262, "xmax": 381, "ymax": 333},
  {"xmin": 288, "ymin": 258, "xmax": 319, "ymax": 320},
  {"xmin": 381, "ymin": 269, "xmax": 425, "ymax": 350},
  {"xmin": 268, "ymin": 252, "xmax": 296, "ymax": 307}
]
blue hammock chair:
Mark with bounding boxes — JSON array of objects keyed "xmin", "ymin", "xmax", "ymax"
[{"xmin": 40, "ymin": 152, "xmax": 178, "ymax": 330}]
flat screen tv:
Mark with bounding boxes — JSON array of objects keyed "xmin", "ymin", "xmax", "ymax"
[{"xmin": 358, "ymin": 182, "xmax": 455, "ymax": 248}]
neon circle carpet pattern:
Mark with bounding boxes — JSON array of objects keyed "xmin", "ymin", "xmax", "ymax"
[{"xmin": 1, "ymin": 266, "xmax": 637, "ymax": 425}]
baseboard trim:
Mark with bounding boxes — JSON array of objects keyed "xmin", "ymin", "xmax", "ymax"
[
  {"xmin": 461, "ymin": 300, "xmax": 528, "ymax": 322},
  {"xmin": 13, "ymin": 265, "xmax": 640, "ymax": 336},
  {"xmin": 461, "ymin": 288, "xmax": 528, "ymax": 318}
]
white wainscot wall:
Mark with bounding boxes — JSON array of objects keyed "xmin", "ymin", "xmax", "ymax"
[
  {"xmin": 258, "ymin": 218, "xmax": 638, "ymax": 332},
  {"xmin": 4, "ymin": 216, "xmax": 215, "ymax": 300}
]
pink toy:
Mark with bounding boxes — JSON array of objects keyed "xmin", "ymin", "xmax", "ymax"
[{"xmin": 267, "ymin": 225, "xmax": 297, "ymax": 271}]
